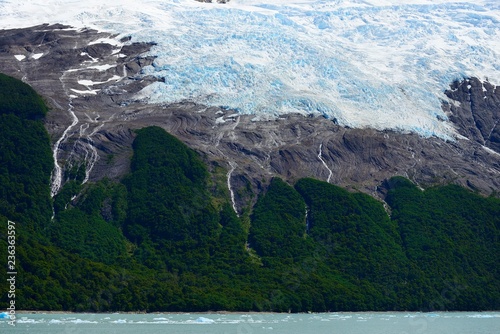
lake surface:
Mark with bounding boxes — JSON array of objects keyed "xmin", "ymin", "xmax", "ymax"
[{"xmin": 1, "ymin": 312, "xmax": 499, "ymax": 333}]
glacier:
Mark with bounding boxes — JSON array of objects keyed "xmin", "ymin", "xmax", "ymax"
[{"xmin": 1, "ymin": 0, "xmax": 500, "ymax": 138}]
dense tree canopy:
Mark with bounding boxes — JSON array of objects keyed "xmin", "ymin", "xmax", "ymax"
[{"xmin": 0, "ymin": 73, "xmax": 498, "ymax": 312}]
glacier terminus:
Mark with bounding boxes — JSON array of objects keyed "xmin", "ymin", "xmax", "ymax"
[{"xmin": 1, "ymin": 0, "xmax": 499, "ymax": 139}]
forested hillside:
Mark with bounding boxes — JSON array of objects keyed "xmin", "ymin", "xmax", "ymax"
[{"xmin": 0, "ymin": 74, "xmax": 498, "ymax": 312}]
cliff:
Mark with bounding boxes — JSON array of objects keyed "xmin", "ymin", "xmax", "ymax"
[{"xmin": 0, "ymin": 25, "xmax": 499, "ymax": 213}]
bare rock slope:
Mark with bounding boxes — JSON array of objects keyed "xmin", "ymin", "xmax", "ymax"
[{"xmin": 1, "ymin": 25, "xmax": 499, "ymax": 211}]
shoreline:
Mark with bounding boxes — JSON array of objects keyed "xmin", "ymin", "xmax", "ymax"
[{"xmin": 16, "ymin": 310, "xmax": 500, "ymax": 315}]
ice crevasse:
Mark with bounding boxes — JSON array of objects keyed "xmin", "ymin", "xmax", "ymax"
[{"xmin": 1, "ymin": 0, "xmax": 500, "ymax": 139}]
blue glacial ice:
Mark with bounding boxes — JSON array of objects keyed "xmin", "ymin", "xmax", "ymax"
[
  {"xmin": 1, "ymin": 0, "xmax": 499, "ymax": 139},
  {"xmin": 131, "ymin": 1, "xmax": 500, "ymax": 139}
]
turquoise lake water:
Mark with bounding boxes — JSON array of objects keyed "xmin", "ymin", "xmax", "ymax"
[{"xmin": 1, "ymin": 312, "xmax": 499, "ymax": 333}]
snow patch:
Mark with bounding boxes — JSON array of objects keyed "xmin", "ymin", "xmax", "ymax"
[
  {"xmin": 87, "ymin": 64, "xmax": 116, "ymax": 71},
  {"xmin": 449, "ymin": 99, "xmax": 462, "ymax": 108},
  {"xmin": 70, "ymin": 88, "xmax": 100, "ymax": 95},
  {"xmin": 482, "ymin": 145, "xmax": 500, "ymax": 156},
  {"xmin": 81, "ymin": 52, "xmax": 99, "ymax": 62},
  {"xmin": 77, "ymin": 75, "xmax": 122, "ymax": 86},
  {"xmin": 88, "ymin": 37, "xmax": 123, "ymax": 47},
  {"xmin": 78, "ymin": 79, "xmax": 100, "ymax": 86}
]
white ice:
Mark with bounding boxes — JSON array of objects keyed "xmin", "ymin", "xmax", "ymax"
[
  {"xmin": 88, "ymin": 37, "xmax": 123, "ymax": 47},
  {"xmin": 31, "ymin": 52, "xmax": 43, "ymax": 59},
  {"xmin": 1, "ymin": 0, "xmax": 499, "ymax": 139},
  {"xmin": 194, "ymin": 316, "xmax": 215, "ymax": 324}
]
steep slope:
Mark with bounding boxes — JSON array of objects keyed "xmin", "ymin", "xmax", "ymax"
[
  {"xmin": 443, "ymin": 77, "xmax": 500, "ymax": 154},
  {"xmin": 1, "ymin": 2, "xmax": 499, "ymax": 312},
  {"xmin": 385, "ymin": 177, "xmax": 500, "ymax": 310},
  {"xmin": 0, "ymin": 77, "xmax": 498, "ymax": 311},
  {"xmin": 0, "ymin": 24, "xmax": 499, "ymax": 214},
  {"xmin": 0, "ymin": 73, "xmax": 53, "ymax": 228}
]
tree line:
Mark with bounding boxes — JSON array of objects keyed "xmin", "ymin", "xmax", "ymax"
[{"xmin": 0, "ymin": 73, "xmax": 498, "ymax": 312}]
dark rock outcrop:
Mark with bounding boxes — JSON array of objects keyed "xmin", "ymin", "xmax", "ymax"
[{"xmin": 443, "ymin": 77, "xmax": 500, "ymax": 154}]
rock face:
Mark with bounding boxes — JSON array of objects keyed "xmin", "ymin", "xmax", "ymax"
[
  {"xmin": 1, "ymin": 25, "xmax": 499, "ymax": 211},
  {"xmin": 443, "ymin": 77, "xmax": 500, "ymax": 154}
]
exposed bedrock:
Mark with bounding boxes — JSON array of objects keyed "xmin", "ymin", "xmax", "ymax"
[
  {"xmin": 443, "ymin": 77, "xmax": 500, "ymax": 154},
  {"xmin": 1, "ymin": 25, "xmax": 499, "ymax": 211}
]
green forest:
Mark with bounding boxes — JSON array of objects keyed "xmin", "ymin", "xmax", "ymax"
[{"xmin": 0, "ymin": 73, "xmax": 499, "ymax": 312}]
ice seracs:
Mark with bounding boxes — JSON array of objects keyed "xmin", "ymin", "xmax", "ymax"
[{"xmin": 1, "ymin": 0, "xmax": 499, "ymax": 139}]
